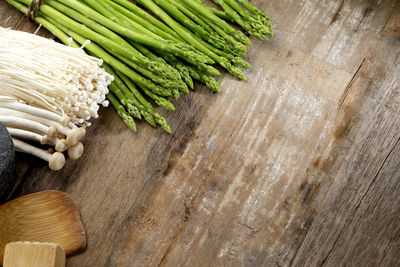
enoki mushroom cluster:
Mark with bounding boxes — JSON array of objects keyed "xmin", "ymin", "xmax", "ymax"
[
  {"xmin": 0, "ymin": 27, "xmax": 112, "ymax": 125},
  {"xmin": 0, "ymin": 28, "xmax": 113, "ymax": 171}
]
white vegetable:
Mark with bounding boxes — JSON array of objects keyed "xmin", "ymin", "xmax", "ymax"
[
  {"xmin": 7, "ymin": 127, "xmax": 48, "ymax": 145},
  {"xmin": 0, "ymin": 27, "xmax": 113, "ymax": 126},
  {"xmin": 0, "ymin": 107, "xmax": 85, "ymax": 145},
  {"xmin": 0, "ymin": 115, "xmax": 56, "ymax": 137},
  {"xmin": 13, "ymin": 138, "xmax": 66, "ymax": 171},
  {"xmin": 0, "ymin": 98, "xmax": 71, "ymax": 126},
  {"xmin": 68, "ymin": 142, "xmax": 84, "ymax": 160}
]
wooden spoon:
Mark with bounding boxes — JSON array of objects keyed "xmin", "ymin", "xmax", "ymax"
[{"xmin": 0, "ymin": 191, "xmax": 86, "ymax": 265}]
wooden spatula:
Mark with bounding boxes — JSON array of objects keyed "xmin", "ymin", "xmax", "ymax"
[{"xmin": 0, "ymin": 191, "xmax": 86, "ymax": 265}]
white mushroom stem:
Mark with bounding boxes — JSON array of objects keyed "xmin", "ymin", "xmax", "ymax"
[
  {"xmin": 0, "ymin": 107, "xmax": 85, "ymax": 144},
  {"xmin": 0, "ymin": 99, "xmax": 70, "ymax": 126},
  {"xmin": 7, "ymin": 127, "xmax": 67, "ymax": 152},
  {"xmin": 0, "ymin": 107, "xmax": 69, "ymax": 134},
  {"xmin": 6, "ymin": 127, "xmax": 48, "ymax": 145},
  {"xmin": 12, "ymin": 138, "xmax": 65, "ymax": 171},
  {"xmin": 0, "ymin": 115, "xmax": 56, "ymax": 137},
  {"xmin": 68, "ymin": 142, "xmax": 84, "ymax": 160}
]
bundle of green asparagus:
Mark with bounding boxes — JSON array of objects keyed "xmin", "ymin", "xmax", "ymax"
[{"xmin": 6, "ymin": 0, "xmax": 273, "ymax": 133}]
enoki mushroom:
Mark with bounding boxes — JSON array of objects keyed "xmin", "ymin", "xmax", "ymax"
[{"xmin": 0, "ymin": 27, "xmax": 113, "ymax": 170}]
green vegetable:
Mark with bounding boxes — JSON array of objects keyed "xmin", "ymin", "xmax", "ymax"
[
  {"xmin": 107, "ymin": 93, "xmax": 137, "ymax": 132},
  {"xmin": 7, "ymin": 0, "xmax": 273, "ymax": 133},
  {"xmin": 179, "ymin": 0, "xmax": 251, "ymax": 45}
]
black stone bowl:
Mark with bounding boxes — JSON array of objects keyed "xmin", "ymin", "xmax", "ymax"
[{"xmin": 0, "ymin": 122, "xmax": 15, "ymax": 204}]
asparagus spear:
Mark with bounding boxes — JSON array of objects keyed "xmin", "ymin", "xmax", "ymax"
[
  {"xmin": 47, "ymin": 0, "xmax": 182, "ymax": 84},
  {"xmin": 109, "ymin": 83, "xmax": 141, "ymax": 119},
  {"xmin": 162, "ymin": 0, "xmax": 235, "ymax": 57},
  {"xmin": 207, "ymin": 6, "xmax": 233, "ymax": 22},
  {"xmin": 49, "ymin": 0, "xmax": 184, "ymax": 94},
  {"xmin": 113, "ymin": 52, "xmax": 186, "ymax": 95},
  {"xmin": 213, "ymin": 0, "xmax": 273, "ymax": 39},
  {"xmin": 107, "ymin": 93, "xmax": 137, "ymax": 132},
  {"xmin": 45, "ymin": 16, "xmax": 172, "ymax": 102},
  {"xmin": 179, "ymin": 0, "xmax": 251, "ymax": 45},
  {"xmin": 152, "ymin": 3, "xmax": 250, "ymax": 69},
  {"xmin": 236, "ymin": 0, "xmax": 274, "ymax": 33},
  {"xmin": 20, "ymin": 0, "xmax": 214, "ymax": 66},
  {"xmin": 152, "ymin": 49, "xmax": 195, "ymax": 90},
  {"xmin": 112, "ymin": 0, "xmax": 179, "ymax": 39},
  {"xmin": 117, "ymin": 71, "xmax": 172, "ymax": 134},
  {"xmin": 138, "ymin": 0, "xmax": 246, "ymax": 80},
  {"xmin": 103, "ymin": 65, "xmax": 157, "ymax": 127},
  {"xmin": 83, "ymin": 0, "xmax": 219, "ymax": 77},
  {"xmin": 180, "ymin": 1, "xmax": 247, "ymax": 57},
  {"xmin": 128, "ymin": 41, "xmax": 193, "ymax": 92},
  {"xmin": 103, "ymin": 0, "xmax": 183, "ymax": 43},
  {"xmin": 170, "ymin": 0, "xmax": 245, "ymax": 56},
  {"xmin": 187, "ymin": 67, "xmax": 221, "ymax": 93},
  {"xmin": 46, "ymin": 0, "xmax": 180, "ymax": 86}
]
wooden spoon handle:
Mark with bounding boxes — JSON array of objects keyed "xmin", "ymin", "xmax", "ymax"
[{"xmin": 3, "ymin": 242, "xmax": 65, "ymax": 267}]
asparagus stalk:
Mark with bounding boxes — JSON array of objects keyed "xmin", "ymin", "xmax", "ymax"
[
  {"xmin": 113, "ymin": 52, "xmax": 186, "ymax": 95},
  {"xmin": 48, "ymin": 1, "xmax": 185, "ymax": 93},
  {"xmin": 214, "ymin": 0, "xmax": 273, "ymax": 39},
  {"xmin": 126, "ymin": 41, "xmax": 193, "ymax": 92},
  {"xmin": 112, "ymin": 0, "xmax": 179, "ymax": 39},
  {"xmin": 179, "ymin": 0, "xmax": 251, "ymax": 45},
  {"xmin": 19, "ymin": 0, "xmax": 214, "ymax": 66},
  {"xmin": 207, "ymin": 6, "xmax": 233, "ymax": 22},
  {"xmin": 162, "ymin": 0, "xmax": 235, "ymax": 57},
  {"xmin": 109, "ymin": 83, "xmax": 141, "ymax": 119},
  {"xmin": 83, "ymin": 0, "xmax": 219, "ymax": 77},
  {"xmin": 141, "ymin": 87, "xmax": 176, "ymax": 112},
  {"xmin": 103, "ymin": 65, "xmax": 157, "ymax": 128},
  {"xmin": 153, "ymin": 3, "xmax": 250, "ymax": 69},
  {"xmin": 6, "ymin": 0, "xmax": 80, "ymax": 48},
  {"xmin": 117, "ymin": 71, "xmax": 172, "ymax": 134},
  {"xmin": 103, "ymin": 0, "xmax": 183, "ymax": 43},
  {"xmin": 48, "ymin": 0, "xmax": 182, "ymax": 83},
  {"xmin": 46, "ymin": 16, "xmax": 174, "ymax": 103},
  {"xmin": 187, "ymin": 67, "xmax": 221, "ymax": 93},
  {"xmin": 236, "ymin": 0, "xmax": 274, "ymax": 33},
  {"xmin": 154, "ymin": 50, "xmax": 194, "ymax": 90},
  {"xmin": 107, "ymin": 92, "xmax": 137, "ymax": 132},
  {"xmin": 170, "ymin": 0, "xmax": 245, "ymax": 56},
  {"xmin": 138, "ymin": 0, "xmax": 246, "ymax": 80},
  {"xmin": 181, "ymin": 2, "xmax": 248, "ymax": 57}
]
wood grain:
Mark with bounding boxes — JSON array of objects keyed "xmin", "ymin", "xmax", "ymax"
[
  {"xmin": 1, "ymin": 0, "xmax": 399, "ymax": 266},
  {"xmin": 3, "ymin": 242, "xmax": 66, "ymax": 267}
]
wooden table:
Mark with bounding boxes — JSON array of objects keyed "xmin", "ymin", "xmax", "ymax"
[{"xmin": 1, "ymin": 0, "xmax": 400, "ymax": 266}]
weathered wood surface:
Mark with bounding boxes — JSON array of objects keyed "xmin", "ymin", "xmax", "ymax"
[{"xmin": 1, "ymin": 0, "xmax": 400, "ymax": 266}]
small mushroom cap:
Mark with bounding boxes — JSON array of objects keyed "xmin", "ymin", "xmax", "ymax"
[
  {"xmin": 66, "ymin": 127, "xmax": 86, "ymax": 146},
  {"xmin": 55, "ymin": 139, "xmax": 67, "ymax": 152},
  {"xmin": 48, "ymin": 152, "xmax": 65, "ymax": 171},
  {"xmin": 68, "ymin": 142, "xmax": 84, "ymax": 160}
]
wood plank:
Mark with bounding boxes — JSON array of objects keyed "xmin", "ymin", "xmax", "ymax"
[
  {"xmin": 292, "ymin": 10, "xmax": 400, "ymax": 266},
  {"xmin": 0, "ymin": 0, "xmax": 399, "ymax": 266}
]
